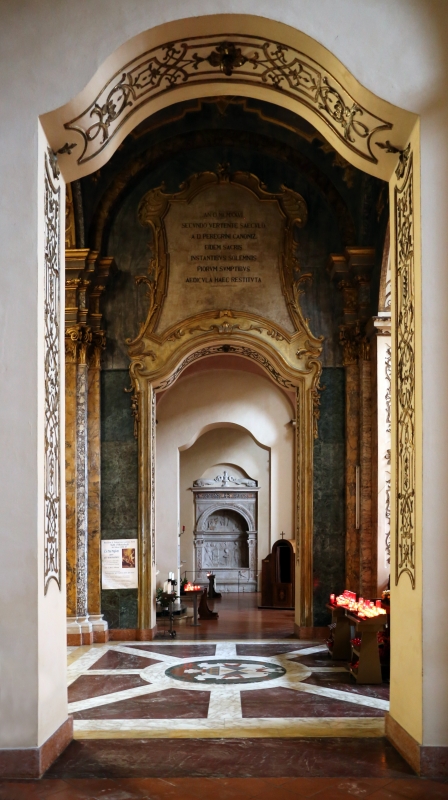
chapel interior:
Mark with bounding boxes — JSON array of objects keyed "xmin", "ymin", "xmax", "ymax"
[
  {"xmin": 3, "ymin": 6, "xmax": 447, "ymax": 796},
  {"xmin": 64, "ymin": 95, "xmax": 391, "ymax": 637},
  {"xmin": 54, "ymin": 92, "xmax": 400, "ymax": 775}
]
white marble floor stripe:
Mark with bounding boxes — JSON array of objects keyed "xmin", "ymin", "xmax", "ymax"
[
  {"xmin": 73, "ymin": 716, "xmax": 385, "ymax": 739},
  {"xmin": 215, "ymin": 642, "xmax": 237, "ymax": 657},
  {"xmin": 83, "ymin": 669, "xmax": 144, "ymax": 676},
  {"xmin": 112, "ymin": 645, "xmax": 177, "ymax": 664},
  {"xmin": 290, "ymin": 681, "xmax": 389, "ymax": 711},
  {"xmin": 285, "ymin": 645, "xmax": 327, "ymax": 658},
  {"xmin": 207, "ymin": 687, "xmax": 242, "ymax": 719},
  {"xmin": 67, "ymin": 645, "xmax": 111, "ymax": 683},
  {"xmin": 68, "ymin": 683, "xmax": 162, "ymax": 714}
]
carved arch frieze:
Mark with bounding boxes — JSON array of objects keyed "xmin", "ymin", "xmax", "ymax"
[
  {"xmin": 51, "ymin": 34, "xmax": 393, "ymax": 173},
  {"xmin": 196, "ymin": 503, "xmax": 255, "ymax": 533}
]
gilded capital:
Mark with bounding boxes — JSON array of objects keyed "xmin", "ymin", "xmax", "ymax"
[
  {"xmin": 339, "ymin": 324, "xmax": 361, "ymax": 367},
  {"xmin": 77, "ymin": 327, "xmax": 92, "ymax": 365},
  {"xmin": 65, "ymin": 325, "xmax": 82, "ymax": 363},
  {"xmin": 88, "ymin": 331, "xmax": 106, "ymax": 370}
]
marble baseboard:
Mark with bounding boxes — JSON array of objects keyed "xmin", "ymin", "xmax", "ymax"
[
  {"xmin": 294, "ymin": 625, "xmax": 328, "ymax": 639},
  {"xmin": 0, "ymin": 716, "xmax": 73, "ymax": 779},
  {"xmin": 81, "ymin": 631, "xmax": 94, "ymax": 645},
  {"xmin": 73, "ymin": 717, "xmax": 385, "ymax": 740},
  {"xmin": 67, "ymin": 633, "xmax": 83, "ymax": 646},
  {"xmin": 109, "ymin": 627, "xmax": 157, "ymax": 641},
  {"xmin": 93, "ymin": 630, "xmax": 110, "ymax": 643},
  {"xmin": 386, "ymin": 712, "xmax": 448, "ymax": 779}
]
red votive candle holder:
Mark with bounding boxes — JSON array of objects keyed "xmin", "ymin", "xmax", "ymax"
[{"xmin": 330, "ymin": 594, "xmax": 335, "ymax": 604}]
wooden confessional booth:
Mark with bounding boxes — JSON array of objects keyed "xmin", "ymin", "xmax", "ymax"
[{"xmin": 261, "ymin": 537, "xmax": 296, "ymax": 608}]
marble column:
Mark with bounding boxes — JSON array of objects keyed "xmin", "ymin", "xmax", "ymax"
[
  {"xmin": 343, "ymin": 353, "xmax": 360, "ymax": 593},
  {"xmin": 75, "ymin": 331, "xmax": 93, "ymax": 644},
  {"xmin": 87, "ymin": 333, "xmax": 109, "ymax": 641},
  {"xmin": 65, "ymin": 328, "xmax": 82, "ymax": 644},
  {"xmin": 369, "ymin": 316, "xmax": 391, "ymax": 594},
  {"xmin": 358, "ymin": 342, "xmax": 373, "ymax": 598}
]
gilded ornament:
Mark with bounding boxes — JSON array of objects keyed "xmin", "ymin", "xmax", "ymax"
[
  {"xmin": 44, "ymin": 149, "xmax": 61, "ymax": 593},
  {"xmin": 63, "ymin": 35, "xmax": 392, "ymax": 166},
  {"xmin": 394, "ymin": 153, "xmax": 416, "ymax": 588},
  {"xmin": 376, "ymin": 140, "xmax": 410, "ymax": 180}
]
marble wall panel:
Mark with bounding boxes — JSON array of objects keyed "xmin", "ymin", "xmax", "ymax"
[
  {"xmin": 87, "ymin": 363, "xmax": 101, "ymax": 615},
  {"xmin": 100, "ymin": 589, "xmax": 138, "ymax": 629},
  {"xmin": 313, "ymin": 367, "xmax": 346, "ymax": 626},
  {"xmin": 101, "ymin": 370, "xmax": 135, "ymax": 442},
  {"xmin": 65, "ymin": 359, "xmax": 77, "ymax": 617},
  {"xmin": 76, "ymin": 364, "xmax": 89, "ymax": 618},
  {"xmin": 101, "ymin": 370, "xmax": 139, "ymax": 628},
  {"xmin": 345, "ymin": 363, "xmax": 360, "ymax": 592}
]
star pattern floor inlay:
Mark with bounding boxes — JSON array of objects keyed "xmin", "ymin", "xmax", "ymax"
[{"xmin": 67, "ymin": 640, "xmax": 389, "ymax": 739}]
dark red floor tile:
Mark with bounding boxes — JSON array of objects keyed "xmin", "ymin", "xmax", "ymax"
[
  {"xmin": 34, "ymin": 780, "xmax": 79, "ymax": 798},
  {"xmin": 45, "ymin": 738, "xmax": 414, "ymax": 779},
  {"xmin": 87, "ymin": 651, "xmax": 160, "ymax": 671},
  {"xmin": 236, "ymin": 644, "xmax": 316, "ymax": 657},
  {"xmin": 378, "ymin": 778, "xmax": 448, "ymax": 798},
  {"xmin": 68, "ymin": 674, "xmax": 149, "ymax": 703},
  {"xmin": 280, "ymin": 777, "xmax": 392, "ymax": 797},
  {"xmin": 303, "ymin": 674, "xmax": 390, "ymax": 702},
  {"xmin": 240, "ymin": 686, "xmax": 384, "ymax": 718},
  {"xmin": 130, "ymin": 645, "xmax": 216, "ymax": 658},
  {"xmin": 71, "ymin": 688, "xmax": 210, "ymax": 720},
  {"xmin": 0, "ymin": 784, "xmax": 40, "ymax": 800}
]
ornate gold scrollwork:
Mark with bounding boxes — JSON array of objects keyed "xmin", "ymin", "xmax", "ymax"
[
  {"xmin": 394, "ymin": 150, "xmax": 416, "ymax": 588},
  {"xmin": 44, "ymin": 149, "xmax": 61, "ymax": 594},
  {"xmin": 131, "ymin": 168, "xmax": 315, "ymax": 344},
  {"xmin": 63, "ymin": 36, "xmax": 392, "ymax": 167},
  {"xmin": 311, "ymin": 372, "xmax": 325, "ymax": 440}
]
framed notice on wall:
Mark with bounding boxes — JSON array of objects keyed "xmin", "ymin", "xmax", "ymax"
[{"xmin": 101, "ymin": 539, "xmax": 138, "ymax": 589}]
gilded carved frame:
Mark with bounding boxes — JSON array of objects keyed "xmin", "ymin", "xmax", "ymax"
[{"xmin": 126, "ymin": 170, "xmax": 322, "ymax": 629}]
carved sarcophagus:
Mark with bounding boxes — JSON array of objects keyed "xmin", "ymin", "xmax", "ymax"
[{"xmin": 192, "ymin": 471, "xmax": 258, "ymax": 592}]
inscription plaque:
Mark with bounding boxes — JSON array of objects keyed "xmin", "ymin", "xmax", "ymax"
[{"xmin": 157, "ymin": 183, "xmax": 293, "ymax": 333}]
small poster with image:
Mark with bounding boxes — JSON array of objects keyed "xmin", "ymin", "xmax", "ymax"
[{"xmin": 102, "ymin": 539, "xmax": 138, "ymax": 589}]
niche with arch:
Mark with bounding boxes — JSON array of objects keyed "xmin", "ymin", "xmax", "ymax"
[{"xmin": 192, "ymin": 471, "xmax": 258, "ymax": 592}]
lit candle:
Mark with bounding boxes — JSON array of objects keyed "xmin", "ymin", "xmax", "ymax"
[{"xmin": 330, "ymin": 594, "xmax": 335, "ymax": 604}]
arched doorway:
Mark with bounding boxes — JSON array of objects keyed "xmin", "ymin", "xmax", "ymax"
[{"xmin": 37, "ymin": 12, "xmax": 423, "ymax": 774}]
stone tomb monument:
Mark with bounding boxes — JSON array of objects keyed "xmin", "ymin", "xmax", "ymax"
[{"xmin": 192, "ymin": 471, "xmax": 258, "ymax": 592}]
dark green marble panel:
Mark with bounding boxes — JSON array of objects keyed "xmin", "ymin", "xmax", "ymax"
[
  {"xmin": 101, "ymin": 589, "xmax": 138, "ymax": 629},
  {"xmin": 101, "ymin": 369, "xmax": 139, "ymax": 627},
  {"xmin": 101, "ymin": 441, "xmax": 138, "ymax": 531},
  {"xmin": 101, "ymin": 370, "xmax": 135, "ymax": 442},
  {"xmin": 313, "ymin": 368, "xmax": 345, "ymax": 626}
]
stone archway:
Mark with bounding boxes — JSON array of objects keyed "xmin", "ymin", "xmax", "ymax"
[{"xmin": 36, "ymin": 13, "xmax": 423, "ymax": 771}]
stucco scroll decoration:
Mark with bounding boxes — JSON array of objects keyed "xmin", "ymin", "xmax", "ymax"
[
  {"xmin": 63, "ymin": 36, "xmax": 392, "ymax": 167},
  {"xmin": 134, "ymin": 169, "xmax": 311, "ymax": 339},
  {"xmin": 44, "ymin": 148, "xmax": 61, "ymax": 594},
  {"xmin": 155, "ymin": 344, "xmax": 296, "ymax": 392},
  {"xmin": 385, "ymin": 344, "xmax": 392, "ymax": 566},
  {"xmin": 394, "ymin": 151, "xmax": 415, "ymax": 588}
]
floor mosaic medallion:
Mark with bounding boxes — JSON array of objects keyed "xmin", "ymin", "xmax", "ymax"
[{"xmin": 165, "ymin": 659, "xmax": 286, "ymax": 684}]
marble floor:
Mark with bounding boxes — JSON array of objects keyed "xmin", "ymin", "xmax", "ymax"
[
  {"xmin": 2, "ymin": 600, "xmax": 446, "ymax": 796},
  {"xmin": 66, "ymin": 640, "xmax": 389, "ymax": 740}
]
